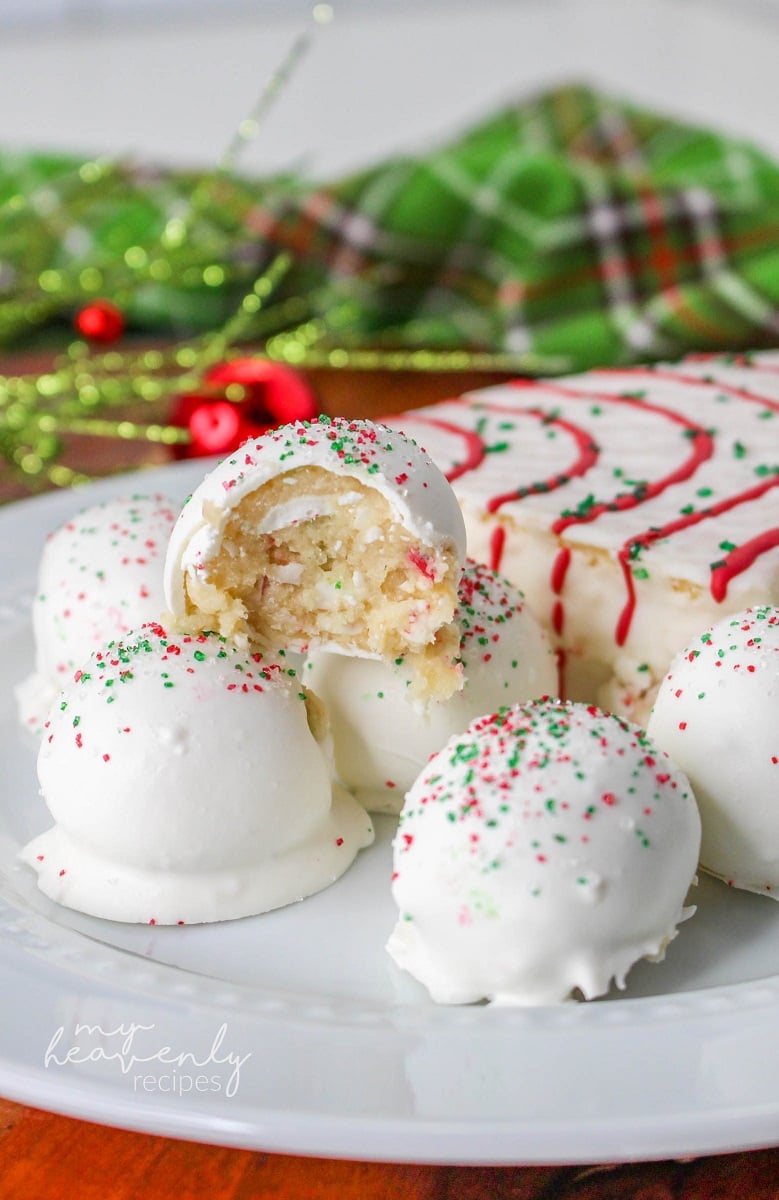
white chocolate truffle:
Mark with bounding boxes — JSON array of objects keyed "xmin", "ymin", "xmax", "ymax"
[
  {"xmin": 387, "ymin": 699, "xmax": 700, "ymax": 1005},
  {"xmin": 21, "ymin": 623, "xmax": 373, "ymax": 924},
  {"xmin": 16, "ymin": 494, "xmax": 177, "ymax": 733},
  {"xmin": 647, "ymin": 606, "xmax": 779, "ymax": 897},
  {"xmin": 304, "ymin": 560, "xmax": 558, "ymax": 813},
  {"xmin": 163, "ymin": 416, "xmax": 467, "ymax": 701}
]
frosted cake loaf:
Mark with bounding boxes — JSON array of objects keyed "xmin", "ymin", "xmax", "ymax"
[{"xmin": 389, "ymin": 352, "xmax": 779, "ymax": 722}]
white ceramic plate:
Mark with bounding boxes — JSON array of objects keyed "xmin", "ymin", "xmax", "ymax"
[{"xmin": 3, "ymin": 460, "xmax": 779, "ymax": 1166}]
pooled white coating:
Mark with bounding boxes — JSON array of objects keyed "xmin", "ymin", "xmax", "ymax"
[
  {"xmin": 163, "ymin": 415, "xmax": 467, "ymax": 635},
  {"xmin": 304, "ymin": 561, "xmax": 558, "ymax": 813},
  {"xmin": 21, "ymin": 623, "xmax": 374, "ymax": 924},
  {"xmin": 387, "ymin": 699, "xmax": 701, "ymax": 1005},
  {"xmin": 16, "ymin": 494, "xmax": 177, "ymax": 733},
  {"xmin": 647, "ymin": 606, "xmax": 779, "ymax": 897}
]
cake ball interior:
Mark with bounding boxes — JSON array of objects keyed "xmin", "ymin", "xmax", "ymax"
[{"xmin": 184, "ymin": 464, "xmax": 462, "ymax": 700}]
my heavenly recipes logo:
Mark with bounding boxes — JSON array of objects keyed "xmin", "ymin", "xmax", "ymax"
[{"xmin": 44, "ymin": 1020, "xmax": 251, "ymax": 1098}]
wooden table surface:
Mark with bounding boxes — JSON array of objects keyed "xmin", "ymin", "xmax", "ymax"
[{"xmin": 3, "ymin": 361, "xmax": 779, "ymax": 1199}]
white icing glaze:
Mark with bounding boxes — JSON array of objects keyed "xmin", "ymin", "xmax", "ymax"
[
  {"xmin": 304, "ymin": 560, "xmax": 558, "ymax": 813},
  {"xmin": 387, "ymin": 351, "xmax": 779, "ymax": 720},
  {"xmin": 647, "ymin": 605, "xmax": 779, "ymax": 897},
  {"xmin": 164, "ymin": 415, "xmax": 467, "ymax": 628},
  {"xmin": 21, "ymin": 623, "xmax": 373, "ymax": 924},
  {"xmin": 16, "ymin": 494, "xmax": 177, "ymax": 733},
  {"xmin": 387, "ymin": 699, "xmax": 701, "ymax": 1005}
]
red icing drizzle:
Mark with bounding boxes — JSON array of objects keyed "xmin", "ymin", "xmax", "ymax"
[
  {"xmin": 615, "ymin": 476, "xmax": 779, "ymax": 642},
  {"xmin": 486, "ymin": 407, "xmax": 599, "ymax": 514},
  {"xmin": 412, "ymin": 412, "xmax": 487, "ymax": 482},
  {"xmin": 408, "ymin": 404, "xmax": 600, "ymax": 602},
  {"xmin": 551, "ymin": 599, "xmax": 565, "ymax": 639},
  {"xmin": 550, "ymin": 546, "xmax": 572, "ymax": 593},
  {"xmin": 625, "ymin": 365, "xmax": 779, "ymax": 416},
  {"xmin": 462, "ymin": 380, "xmax": 715, "ymax": 644},
  {"xmin": 710, "ymin": 526, "xmax": 779, "ymax": 602},
  {"xmin": 540, "ymin": 384, "xmax": 715, "ymax": 644},
  {"xmin": 489, "ymin": 525, "xmax": 506, "ymax": 572},
  {"xmin": 548, "ymin": 388, "xmax": 714, "ymax": 535},
  {"xmin": 603, "ymin": 365, "xmax": 779, "ymax": 629},
  {"xmin": 551, "ymin": 547, "xmax": 571, "ymax": 637}
]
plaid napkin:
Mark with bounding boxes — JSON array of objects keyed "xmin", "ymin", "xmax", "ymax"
[{"xmin": 1, "ymin": 82, "xmax": 778, "ymax": 373}]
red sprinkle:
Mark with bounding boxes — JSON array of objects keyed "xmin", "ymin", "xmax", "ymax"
[{"xmin": 407, "ymin": 548, "xmax": 436, "ymax": 580}]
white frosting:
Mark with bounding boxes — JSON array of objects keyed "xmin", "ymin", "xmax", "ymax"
[
  {"xmin": 304, "ymin": 560, "xmax": 558, "ymax": 813},
  {"xmin": 164, "ymin": 415, "xmax": 467, "ymax": 631},
  {"xmin": 387, "ymin": 351, "xmax": 779, "ymax": 721},
  {"xmin": 387, "ymin": 699, "xmax": 701, "ymax": 1005},
  {"xmin": 647, "ymin": 605, "xmax": 779, "ymax": 897},
  {"xmin": 21, "ymin": 623, "xmax": 373, "ymax": 924},
  {"xmin": 16, "ymin": 494, "xmax": 177, "ymax": 733}
]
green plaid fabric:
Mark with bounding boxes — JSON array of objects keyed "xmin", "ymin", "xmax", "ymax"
[{"xmin": 1, "ymin": 83, "xmax": 779, "ymax": 373}]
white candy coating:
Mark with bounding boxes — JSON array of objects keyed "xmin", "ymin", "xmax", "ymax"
[
  {"xmin": 304, "ymin": 561, "xmax": 558, "ymax": 813},
  {"xmin": 164, "ymin": 415, "xmax": 467, "ymax": 642},
  {"xmin": 647, "ymin": 605, "xmax": 779, "ymax": 897},
  {"xmin": 16, "ymin": 494, "xmax": 177, "ymax": 733},
  {"xmin": 387, "ymin": 699, "xmax": 701, "ymax": 1005},
  {"xmin": 21, "ymin": 623, "xmax": 374, "ymax": 924}
]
